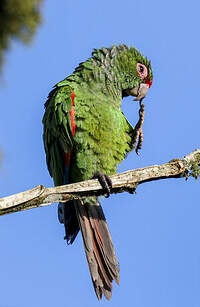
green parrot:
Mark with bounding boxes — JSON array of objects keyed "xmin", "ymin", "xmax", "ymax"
[{"xmin": 43, "ymin": 44, "xmax": 153, "ymax": 300}]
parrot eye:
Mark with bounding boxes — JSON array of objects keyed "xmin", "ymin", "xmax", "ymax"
[
  {"xmin": 139, "ymin": 66, "xmax": 144, "ymax": 73},
  {"xmin": 136, "ymin": 63, "xmax": 148, "ymax": 79}
]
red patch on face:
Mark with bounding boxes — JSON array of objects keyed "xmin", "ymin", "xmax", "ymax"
[{"xmin": 145, "ymin": 78, "xmax": 152, "ymax": 88}]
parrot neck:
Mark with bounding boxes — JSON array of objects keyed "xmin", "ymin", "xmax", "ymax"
[{"xmin": 68, "ymin": 45, "xmax": 131, "ymax": 104}]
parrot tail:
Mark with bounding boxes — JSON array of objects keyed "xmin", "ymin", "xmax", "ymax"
[{"xmin": 75, "ymin": 198, "xmax": 120, "ymax": 300}]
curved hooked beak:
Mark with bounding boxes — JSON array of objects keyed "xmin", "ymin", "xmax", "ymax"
[{"xmin": 126, "ymin": 83, "xmax": 150, "ymax": 101}]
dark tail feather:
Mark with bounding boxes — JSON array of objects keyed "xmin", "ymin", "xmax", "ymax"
[
  {"xmin": 75, "ymin": 198, "xmax": 120, "ymax": 300},
  {"xmin": 58, "ymin": 201, "xmax": 80, "ymax": 244}
]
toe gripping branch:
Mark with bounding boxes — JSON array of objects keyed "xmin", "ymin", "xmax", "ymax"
[{"xmin": 93, "ymin": 172, "xmax": 113, "ymax": 198}]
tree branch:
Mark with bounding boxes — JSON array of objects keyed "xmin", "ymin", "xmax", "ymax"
[{"xmin": 0, "ymin": 149, "xmax": 199, "ymax": 216}]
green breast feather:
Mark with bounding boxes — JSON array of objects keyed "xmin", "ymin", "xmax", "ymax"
[{"xmin": 71, "ymin": 91, "xmax": 134, "ymax": 182}]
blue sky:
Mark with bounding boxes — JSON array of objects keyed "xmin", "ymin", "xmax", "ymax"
[{"xmin": 0, "ymin": 0, "xmax": 200, "ymax": 306}]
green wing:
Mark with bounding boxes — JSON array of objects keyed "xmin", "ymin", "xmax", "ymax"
[{"xmin": 43, "ymin": 84, "xmax": 74, "ymax": 186}]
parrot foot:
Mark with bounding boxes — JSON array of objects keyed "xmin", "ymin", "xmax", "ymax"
[
  {"xmin": 136, "ymin": 100, "xmax": 145, "ymax": 154},
  {"xmin": 93, "ymin": 172, "xmax": 112, "ymax": 198},
  {"xmin": 130, "ymin": 99, "xmax": 145, "ymax": 154}
]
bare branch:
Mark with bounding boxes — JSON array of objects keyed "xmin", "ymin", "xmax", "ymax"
[{"xmin": 0, "ymin": 149, "xmax": 199, "ymax": 216}]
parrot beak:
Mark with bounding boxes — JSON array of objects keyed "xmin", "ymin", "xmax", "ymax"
[
  {"xmin": 126, "ymin": 83, "xmax": 150, "ymax": 101},
  {"xmin": 134, "ymin": 83, "xmax": 149, "ymax": 101}
]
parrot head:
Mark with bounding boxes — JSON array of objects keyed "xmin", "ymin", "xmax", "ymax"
[
  {"xmin": 112, "ymin": 45, "xmax": 153, "ymax": 101},
  {"xmin": 124, "ymin": 62, "xmax": 152, "ymax": 101}
]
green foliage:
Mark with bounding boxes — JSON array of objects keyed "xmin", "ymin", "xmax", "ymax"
[
  {"xmin": 0, "ymin": 0, "xmax": 43, "ymax": 69},
  {"xmin": 187, "ymin": 162, "xmax": 200, "ymax": 179}
]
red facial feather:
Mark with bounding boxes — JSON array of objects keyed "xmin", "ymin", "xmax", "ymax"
[{"xmin": 145, "ymin": 78, "xmax": 152, "ymax": 88}]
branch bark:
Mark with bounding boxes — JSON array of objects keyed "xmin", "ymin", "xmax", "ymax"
[{"xmin": 0, "ymin": 149, "xmax": 199, "ymax": 216}]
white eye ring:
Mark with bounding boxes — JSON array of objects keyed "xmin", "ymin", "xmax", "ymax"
[{"xmin": 137, "ymin": 63, "xmax": 148, "ymax": 79}]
